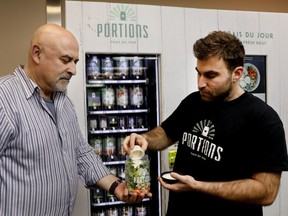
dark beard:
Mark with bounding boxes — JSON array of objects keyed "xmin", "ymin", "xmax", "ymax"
[
  {"xmin": 213, "ymin": 89, "xmax": 231, "ymax": 102},
  {"xmin": 202, "ymin": 84, "xmax": 233, "ymax": 103}
]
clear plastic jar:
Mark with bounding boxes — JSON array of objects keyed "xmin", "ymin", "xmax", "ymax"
[{"xmin": 125, "ymin": 154, "xmax": 150, "ymax": 195}]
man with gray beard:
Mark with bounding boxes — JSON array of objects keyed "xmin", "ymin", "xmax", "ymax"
[{"xmin": 0, "ymin": 24, "xmax": 150, "ymax": 216}]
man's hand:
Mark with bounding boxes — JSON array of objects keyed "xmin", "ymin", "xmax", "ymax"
[
  {"xmin": 115, "ymin": 182, "xmax": 152, "ymax": 204},
  {"xmin": 158, "ymin": 172, "xmax": 197, "ymax": 192},
  {"xmin": 123, "ymin": 133, "xmax": 148, "ymax": 154}
]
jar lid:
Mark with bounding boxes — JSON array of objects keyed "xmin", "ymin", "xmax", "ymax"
[{"xmin": 129, "ymin": 145, "xmax": 144, "ymax": 160}]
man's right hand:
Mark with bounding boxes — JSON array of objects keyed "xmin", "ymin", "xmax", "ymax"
[{"xmin": 122, "ymin": 133, "xmax": 148, "ymax": 154}]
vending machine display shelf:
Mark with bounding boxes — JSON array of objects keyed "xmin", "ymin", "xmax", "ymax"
[
  {"xmin": 87, "ymin": 79, "xmax": 148, "ymax": 85},
  {"xmin": 89, "ymin": 128, "xmax": 148, "ymax": 134},
  {"xmin": 91, "ymin": 198, "xmax": 150, "ymax": 207},
  {"xmin": 88, "ymin": 109, "xmax": 148, "ymax": 115},
  {"xmin": 103, "ymin": 161, "xmax": 125, "ymax": 166}
]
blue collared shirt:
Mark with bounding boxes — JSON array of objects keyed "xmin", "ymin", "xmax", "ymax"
[{"xmin": 0, "ymin": 66, "xmax": 110, "ymax": 216}]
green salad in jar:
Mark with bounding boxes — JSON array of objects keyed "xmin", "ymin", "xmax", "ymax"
[{"xmin": 125, "ymin": 154, "xmax": 150, "ymax": 195}]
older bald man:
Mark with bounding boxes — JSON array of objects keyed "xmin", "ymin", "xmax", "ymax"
[{"xmin": 0, "ymin": 24, "xmax": 151, "ymax": 216}]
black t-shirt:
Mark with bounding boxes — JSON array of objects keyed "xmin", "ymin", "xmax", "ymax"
[{"xmin": 161, "ymin": 91, "xmax": 288, "ymax": 216}]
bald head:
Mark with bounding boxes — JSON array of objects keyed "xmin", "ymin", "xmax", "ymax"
[
  {"xmin": 29, "ymin": 24, "xmax": 78, "ymax": 55},
  {"xmin": 24, "ymin": 24, "xmax": 79, "ymax": 99}
]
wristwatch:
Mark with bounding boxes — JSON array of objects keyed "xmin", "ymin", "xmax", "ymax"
[{"xmin": 109, "ymin": 179, "xmax": 122, "ymax": 195}]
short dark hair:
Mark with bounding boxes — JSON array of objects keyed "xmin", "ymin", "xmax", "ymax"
[{"xmin": 193, "ymin": 31, "xmax": 245, "ymax": 72}]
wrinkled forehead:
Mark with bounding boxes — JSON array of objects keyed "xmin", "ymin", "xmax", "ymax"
[
  {"xmin": 32, "ymin": 25, "xmax": 78, "ymax": 48},
  {"xmin": 39, "ymin": 32, "xmax": 79, "ymax": 58}
]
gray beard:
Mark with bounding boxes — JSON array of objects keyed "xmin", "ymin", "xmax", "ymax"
[{"xmin": 52, "ymin": 82, "xmax": 68, "ymax": 93}]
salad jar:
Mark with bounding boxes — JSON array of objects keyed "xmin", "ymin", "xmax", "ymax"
[{"xmin": 125, "ymin": 154, "xmax": 150, "ymax": 195}]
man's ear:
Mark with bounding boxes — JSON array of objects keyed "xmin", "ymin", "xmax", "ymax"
[
  {"xmin": 31, "ymin": 45, "xmax": 41, "ymax": 64},
  {"xmin": 232, "ymin": 66, "xmax": 244, "ymax": 83}
]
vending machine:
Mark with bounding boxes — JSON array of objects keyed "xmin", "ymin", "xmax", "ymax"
[
  {"xmin": 84, "ymin": 53, "xmax": 161, "ymax": 216},
  {"xmin": 65, "ymin": 2, "xmax": 165, "ymax": 215}
]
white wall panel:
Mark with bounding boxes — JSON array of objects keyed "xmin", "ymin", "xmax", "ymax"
[
  {"xmin": 66, "ymin": 3, "xmax": 91, "ymax": 216},
  {"xmin": 217, "ymin": 10, "xmax": 241, "ymax": 32},
  {"xmin": 159, "ymin": 7, "xmax": 187, "ymax": 214},
  {"xmin": 160, "ymin": 6, "xmax": 187, "ymax": 120},
  {"xmin": 66, "ymin": 1, "xmax": 86, "ymax": 134},
  {"xmin": 257, "ymin": 13, "xmax": 280, "ymax": 113},
  {"xmin": 82, "ymin": 2, "xmax": 112, "ymax": 52},
  {"xmin": 186, "ymin": 8, "xmax": 219, "ymax": 37},
  {"xmin": 184, "ymin": 8, "xmax": 219, "ymax": 94},
  {"xmin": 135, "ymin": 4, "xmax": 162, "ymax": 53}
]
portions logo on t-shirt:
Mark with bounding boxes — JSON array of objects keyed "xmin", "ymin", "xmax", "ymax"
[
  {"xmin": 181, "ymin": 119, "xmax": 223, "ymax": 162},
  {"xmin": 192, "ymin": 119, "xmax": 215, "ymax": 140}
]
